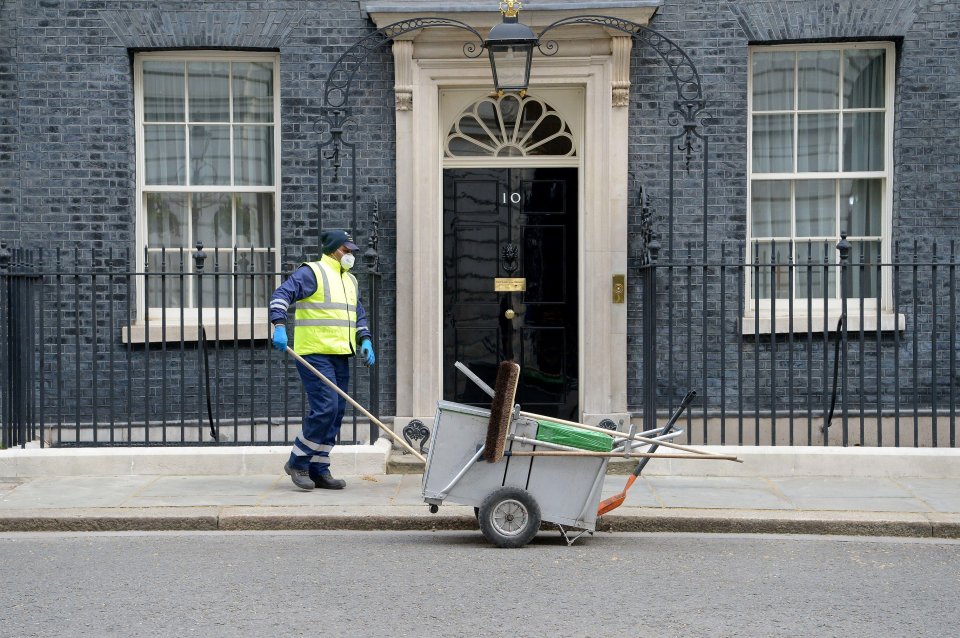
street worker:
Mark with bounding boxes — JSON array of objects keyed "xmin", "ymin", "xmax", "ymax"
[{"xmin": 268, "ymin": 230, "xmax": 376, "ymax": 490}]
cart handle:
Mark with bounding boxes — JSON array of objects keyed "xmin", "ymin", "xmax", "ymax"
[{"xmin": 454, "ymin": 361, "xmax": 496, "ymax": 398}]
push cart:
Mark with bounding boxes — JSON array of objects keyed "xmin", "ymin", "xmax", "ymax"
[{"xmin": 421, "ymin": 362, "xmax": 705, "ymax": 548}]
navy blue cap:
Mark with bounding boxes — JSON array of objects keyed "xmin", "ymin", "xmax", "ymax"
[{"xmin": 321, "ymin": 230, "xmax": 359, "ymax": 254}]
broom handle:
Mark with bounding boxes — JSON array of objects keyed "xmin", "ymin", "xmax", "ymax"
[
  {"xmin": 507, "ymin": 450, "xmax": 740, "ymax": 460},
  {"xmin": 286, "ymin": 348, "xmax": 426, "ymax": 463},
  {"xmin": 517, "ymin": 410, "xmax": 728, "ymax": 459}
]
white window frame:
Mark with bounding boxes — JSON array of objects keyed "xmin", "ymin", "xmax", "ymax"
[
  {"xmin": 745, "ymin": 42, "xmax": 899, "ymax": 334},
  {"xmin": 129, "ymin": 51, "xmax": 281, "ymax": 342}
]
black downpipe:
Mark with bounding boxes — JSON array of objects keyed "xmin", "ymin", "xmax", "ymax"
[
  {"xmin": 200, "ymin": 326, "xmax": 217, "ymax": 441},
  {"xmin": 821, "ymin": 315, "xmax": 845, "ymax": 435}
]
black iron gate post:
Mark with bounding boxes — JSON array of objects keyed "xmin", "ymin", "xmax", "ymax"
[
  {"xmin": 838, "ymin": 232, "xmax": 851, "ymax": 446},
  {"xmin": 0, "ymin": 241, "xmax": 9, "ymax": 448},
  {"xmin": 1, "ymin": 243, "xmax": 39, "ymax": 449},
  {"xmin": 637, "ymin": 190, "xmax": 661, "ymax": 433},
  {"xmin": 363, "ymin": 199, "xmax": 382, "ymax": 443}
]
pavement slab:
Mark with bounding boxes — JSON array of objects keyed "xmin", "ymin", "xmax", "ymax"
[
  {"xmin": 260, "ymin": 474, "xmax": 403, "ymax": 506},
  {"xmin": 600, "ymin": 475, "xmax": 660, "ymax": 507},
  {"xmin": 772, "ymin": 477, "xmax": 933, "ymax": 512},
  {"xmin": 644, "ymin": 476, "xmax": 795, "ymax": 510},
  {"xmin": 125, "ymin": 475, "xmax": 282, "ymax": 507},
  {"xmin": 895, "ymin": 478, "xmax": 960, "ymax": 513},
  {"xmin": 0, "ymin": 478, "xmax": 25, "ymax": 495},
  {"xmin": 1, "ymin": 469, "xmax": 960, "ymax": 538},
  {"xmin": 0, "ymin": 476, "xmax": 157, "ymax": 509}
]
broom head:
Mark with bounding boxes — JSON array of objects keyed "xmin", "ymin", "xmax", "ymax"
[{"xmin": 483, "ymin": 360, "xmax": 520, "ymax": 463}]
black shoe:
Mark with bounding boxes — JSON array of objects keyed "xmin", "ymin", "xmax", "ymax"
[
  {"xmin": 284, "ymin": 462, "xmax": 315, "ymax": 491},
  {"xmin": 312, "ymin": 473, "xmax": 346, "ymax": 490}
]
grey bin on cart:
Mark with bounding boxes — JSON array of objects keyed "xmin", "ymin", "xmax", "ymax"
[{"xmin": 422, "ymin": 401, "xmax": 609, "ymax": 537}]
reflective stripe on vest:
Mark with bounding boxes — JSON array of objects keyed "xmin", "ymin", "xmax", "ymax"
[{"xmin": 293, "ymin": 255, "xmax": 358, "ymax": 356}]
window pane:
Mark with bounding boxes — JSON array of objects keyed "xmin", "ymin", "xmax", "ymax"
[
  {"xmin": 146, "ymin": 193, "xmax": 188, "ymax": 247},
  {"xmin": 195, "ymin": 250, "xmax": 233, "ymax": 308},
  {"xmin": 797, "ymin": 113, "xmax": 838, "ymax": 172},
  {"xmin": 751, "ymin": 242, "xmax": 790, "ymax": 299},
  {"xmin": 795, "ymin": 180, "xmax": 836, "ymax": 237},
  {"xmin": 232, "ymin": 251, "xmax": 271, "ymax": 308},
  {"xmin": 498, "ymin": 94, "xmax": 521, "ymax": 131},
  {"xmin": 752, "ymin": 114, "xmax": 793, "ymax": 173},
  {"xmin": 146, "ymin": 251, "xmax": 185, "ymax": 307},
  {"xmin": 844, "ymin": 49, "xmax": 885, "ymax": 108},
  {"xmin": 233, "ymin": 62, "xmax": 274, "ymax": 123},
  {"xmin": 840, "ymin": 179, "xmax": 882, "ymax": 237},
  {"xmin": 843, "ymin": 112, "xmax": 884, "ymax": 171},
  {"xmin": 798, "ymin": 51, "xmax": 839, "ymax": 110},
  {"xmin": 189, "ymin": 125, "xmax": 231, "ymax": 185},
  {"xmin": 795, "ymin": 241, "xmax": 837, "ymax": 300},
  {"xmin": 234, "ymin": 126, "xmax": 274, "ymax": 186},
  {"xmin": 191, "ymin": 193, "xmax": 232, "ymax": 249},
  {"xmin": 848, "ymin": 241, "xmax": 881, "ymax": 298},
  {"xmin": 236, "ymin": 193, "xmax": 275, "ymax": 247},
  {"xmin": 752, "ymin": 51, "xmax": 794, "ymax": 111},
  {"xmin": 447, "ymin": 136, "xmax": 490, "ymax": 156},
  {"xmin": 188, "ymin": 62, "xmax": 229, "ymax": 122},
  {"xmin": 143, "ymin": 61, "xmax": 185, "ymax": 122},
  {"xmin": 517, "ymin": 100, "xmax": 544, "ymax": 140},
  {"xmin": 751, "ymin": 180, "xmax": 790, "ymax": 238},
  {"xmin": 144, "ymin": 125, "xmax": 186, "ymax": 185}
]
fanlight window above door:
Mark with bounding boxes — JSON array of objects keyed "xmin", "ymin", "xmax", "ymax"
[{"xmin": 445, "ymin": 94, "xmax": 577, "ymax": 158}]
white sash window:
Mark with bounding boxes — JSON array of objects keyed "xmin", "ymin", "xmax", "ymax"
[
  {"xmin": 747, "ymin": 43, "xmax": 896, "ymax": 331},
  {"xmin": 134, "ymin": 52, "xmax": 280, "ymax": 333}
]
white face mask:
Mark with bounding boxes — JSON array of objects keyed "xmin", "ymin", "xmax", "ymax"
[{"xmin": 339, "ymin": 253, "xmax": 355, "ymax": 270}]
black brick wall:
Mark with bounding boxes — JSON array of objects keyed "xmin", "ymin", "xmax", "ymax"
[
  {"xmin": 1, "ymin": 0, "xmax": 396, "ymax": 431},
  {"xmin": 0, "ymin": 0, "xmax": 19, "ymax": 242},
  {"xmin": 2, "ymin": 1, "xmax": 958, "ymax": 441},
  {"xmin": 625, "ymin": 0, "xmax": 960, "ymax": 441}
]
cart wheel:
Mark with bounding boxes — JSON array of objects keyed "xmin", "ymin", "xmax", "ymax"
[
  {"xmin": 478, "ymin": 486, "xmax": 541, "ymax": 549},
  {"xmin": 428, "ymin": 504, "xmax": 439, "ymax": 514}
]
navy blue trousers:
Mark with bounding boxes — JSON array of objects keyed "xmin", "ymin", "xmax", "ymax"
[{"xmin": 288, "ymin": 353, "xmax": 350, "ymax": 476}]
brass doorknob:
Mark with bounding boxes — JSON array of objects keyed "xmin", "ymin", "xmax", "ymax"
[{"xmin": 504, "ymin": 309, "xmax": 516, "ymax": 319}]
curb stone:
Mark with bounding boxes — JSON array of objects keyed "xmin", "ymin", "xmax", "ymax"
[{"xmin": 3, "ymin": 509, "xmax": 957, "ymax": 538}]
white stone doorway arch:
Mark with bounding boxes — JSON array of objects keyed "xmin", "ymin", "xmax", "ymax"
[{"xmin": 368, "ymin": 7, "xmax": 651, "ymax": 434}]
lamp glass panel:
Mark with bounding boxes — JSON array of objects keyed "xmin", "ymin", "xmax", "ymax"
[{"xmin": 491, "ymin": 45, "xmax": 530, "ymax": 90}]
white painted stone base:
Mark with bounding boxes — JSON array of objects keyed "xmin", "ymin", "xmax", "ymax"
[
  {"xmin": 643, "ymin": 446, "xmax": 960, "ymax": 479},
  {"xmin": 0, "ymin": 437, "xmax": 392, "ymax": 478},
  {"xmin": 3, "ymin": 441, "xmax": 958, "ymax": 479}
]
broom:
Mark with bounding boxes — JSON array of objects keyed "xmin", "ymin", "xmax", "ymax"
[
  {"xmin": 484, "ymin": 361, "xmax": 520, "ymax": 462},
  {"xmin": 285, "ymin": 347, "xmax": 426, "ymax": 463}
]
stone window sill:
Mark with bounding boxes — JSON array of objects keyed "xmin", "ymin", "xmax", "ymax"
[
  {"xmin": 741, "ymin": 311, "xmax": 906, "ymax": 336},
  {"xmin": 122, "ymin": 319, "xmax": 270, "ymax": 344}
]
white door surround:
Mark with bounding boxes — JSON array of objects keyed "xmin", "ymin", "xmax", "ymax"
[{"xmin": 376, "ymin": 12, "xmax": 644, "ymax": 433}]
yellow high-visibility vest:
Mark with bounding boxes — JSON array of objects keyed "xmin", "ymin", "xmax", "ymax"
[{"xmin": 293, "ymin": 254, "xmax": 359, "ymax": 356}]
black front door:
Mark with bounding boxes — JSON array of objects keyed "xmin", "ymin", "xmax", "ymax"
[{"xmin": 443, "ymin": 167, "xmax": 578, "ymax": 419}]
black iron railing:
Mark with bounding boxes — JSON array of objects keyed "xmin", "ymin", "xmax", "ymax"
[
  {"xmin": 0, "ymin": 242, "xmax": 381, "ymax": 448},
  {"xmin": 2, "ymin": 237, "xmax": 957, "ymax": 448},
  {"xmin": 634, "ymin": 237, "xmax": 959, "ymax": 447}
]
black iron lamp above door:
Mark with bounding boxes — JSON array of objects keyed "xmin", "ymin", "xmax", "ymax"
[{"xmin": 485, "ymin": 0, "xmax": 538, "ymax": 96}]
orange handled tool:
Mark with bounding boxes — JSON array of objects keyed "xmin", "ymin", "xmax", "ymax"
[{"xmin": 597, "ymin": 390, "xmax": 697, "ymax": 516}]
